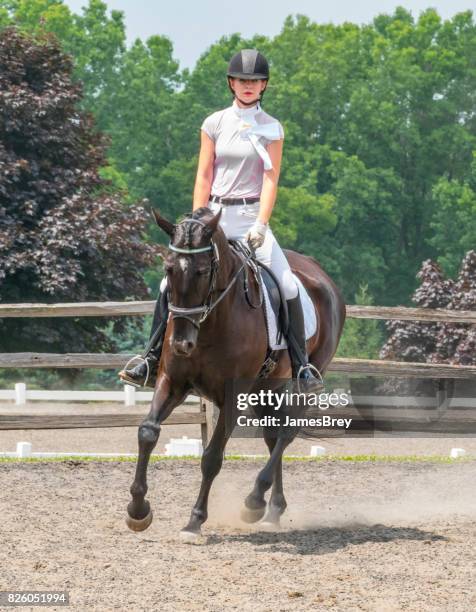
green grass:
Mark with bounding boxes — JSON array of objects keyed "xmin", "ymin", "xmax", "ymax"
[
  {"xmin": 0, "ymin": 454, "xmax": 473, "ymax": 464},
  {"xmin": 225, "ymin": 454, "xmax": 473, "ymax": 463}
]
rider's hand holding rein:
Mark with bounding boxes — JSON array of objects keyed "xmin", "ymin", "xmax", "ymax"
[{"xmin": 245, "ymin": 220, "xmax": 267, "ymax": 249}]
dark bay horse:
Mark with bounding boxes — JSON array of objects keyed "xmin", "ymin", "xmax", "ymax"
[{"xmin": 126, "ymin": 207, "xmax": 346, "ymax": 539}]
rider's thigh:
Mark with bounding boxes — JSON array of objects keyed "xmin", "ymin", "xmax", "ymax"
[{"xmin": 255, "ymin": 228, "xmax": 298, "ymax": 299}]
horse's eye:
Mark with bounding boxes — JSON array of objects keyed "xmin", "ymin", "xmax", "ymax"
[
  {"xmin": 164, "ymin": 264, "xmax": 173, "ymax": 273},
  {"xmin": 197, "ymin": 268, "xmax": 209, "ymax": 275}
]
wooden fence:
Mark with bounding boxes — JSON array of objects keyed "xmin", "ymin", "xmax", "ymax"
[
  {"xmin": 1, "ymin": 301, "xmax": 475, "ymax": 323},
  {"xmin": 0, "ymin": 302, "xmax": 475, "ymax": 442}
]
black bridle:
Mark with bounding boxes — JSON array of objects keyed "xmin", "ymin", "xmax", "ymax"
[{"xmin": 166, "ymin": 218, "xmax": 246, "ymax": 330}]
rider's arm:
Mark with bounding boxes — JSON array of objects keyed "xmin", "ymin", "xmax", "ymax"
[
  {"xmin": 193, "ymin": 131, "xmax": 215, "ymax": 210},
  {"xmin": 257, "ymin": 138, "xmax": 284, "ymax": 224}
]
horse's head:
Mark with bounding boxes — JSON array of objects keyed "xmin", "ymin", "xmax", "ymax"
[{"xmin": 153, "ymin": 206, "xmax": 226, "ymax": 357}]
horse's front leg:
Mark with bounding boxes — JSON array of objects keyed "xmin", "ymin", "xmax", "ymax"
[
  {"xmin": 180, "ymin": 408, "xmax": 228, "ymax": 540},
  {"xmin": 126, "ymin": 374, "xmax": 187, "ymax": 532}
]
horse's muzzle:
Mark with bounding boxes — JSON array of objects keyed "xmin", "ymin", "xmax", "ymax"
[{"xmin": 172, "ymin": 338, "xmax": 196, "ymax": 357}]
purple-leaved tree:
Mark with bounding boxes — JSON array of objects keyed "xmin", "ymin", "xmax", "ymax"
[
  {"xmin": 380, "ymin": 251, "xmax": 476, "ymax": 366},
  {"xmin": 0, "ymin": 27, "xmax": 159, "ymax": 354}
]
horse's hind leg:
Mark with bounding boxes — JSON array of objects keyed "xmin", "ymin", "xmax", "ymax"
[
  {"xmin": 260, "ymin": 435, "xmax": 287, "ymax": 527},
  {"xmin": 241, "ymin": 432, "xmax": 294, "ymax": 524},
  {"xmin": 126, "ymin": 375, "xmax": 187, "ymax": 532},
  {"xmin": 181, "ymin": 408, "xmax": 229, "ymax": 540}
]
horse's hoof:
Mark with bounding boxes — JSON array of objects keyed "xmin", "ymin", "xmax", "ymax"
[
  {"xmin": 240, "ymin": 505, "xmax": 266, "ymax": 524},
  {"xmin": 126, "ymin": 509, "xmax": 153, "ymax": 532},
  {"xmin": 179, "ymin": 529, "xmax": 202, "ymax": 543},
  {"xmin": 260, "ymin": 505, "xmax": 284, "ymax": 530},
  {"xmin": 259, "ymin": 518, "xmax": 282, "ymax": 531}
]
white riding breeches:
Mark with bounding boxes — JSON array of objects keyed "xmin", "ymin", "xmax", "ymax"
[
  {"xmin": 208, "ymin": 200, "xmax": 298, "ymax": 299},
  {"xmin": 159, "ymin": 202, "xmax": 299, "ymax": 300}
]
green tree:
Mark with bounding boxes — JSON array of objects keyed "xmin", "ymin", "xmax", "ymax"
[
  {"xmin": 336, "ymin": 284, "xmax": 384, "ymax": 358},
  {"xmin": 266, "ymin": 9, "xmax": 476, "ymax": 305},
  {"xmin": 429, "ymin": 160, "xmax": 476, "ymax": 276}
]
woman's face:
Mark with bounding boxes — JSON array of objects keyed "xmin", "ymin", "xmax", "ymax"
[{"xmin": 229, "ymin": 77, "xmax": 267, "ymax": 103}]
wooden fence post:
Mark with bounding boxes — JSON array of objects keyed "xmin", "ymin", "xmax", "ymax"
[
  {"xmin": 200, "ymin": 398, "xmax": 218, "ymax": 447},
  {"xmin": 436, "ymin": 379, "xmax": 449, "ymax": 415}
]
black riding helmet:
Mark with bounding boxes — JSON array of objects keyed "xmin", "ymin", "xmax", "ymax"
[{"xmin": 227, "ymin": 49, "xmax": 269, "ymax": 105}]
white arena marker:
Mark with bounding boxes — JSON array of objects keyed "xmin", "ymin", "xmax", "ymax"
[
  {"xmin": 450, "ymin": 448, "xmax": 466, "ymax": 458},
  {"xmin": 124, "ymin": 384, "xmax": 136, "ymax": 407},
  {"xmin": 15, "ymin": 382, "xmax": 26, "ymax": 405},
  {"xmin": 310, "ymin": 445, "xmax": 326, "ymax": 457},
  {"xmin": 16, "ymin": 442, "xmax": 32, "ymax": 458},
  {"xmin": 165, "ymin": 436, "xmax": 203, "ymax": 457}
]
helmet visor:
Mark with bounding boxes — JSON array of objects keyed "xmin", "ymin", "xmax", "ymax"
[{"xmin": 227, "ymin": 72, "xmax": 268, "ymax": 80}]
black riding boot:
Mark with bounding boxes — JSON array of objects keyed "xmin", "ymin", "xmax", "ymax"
[
  {"xmin": 285, "ymin": 295, "xmax": 324, "ymax": 393},
  {"xmin": 118, "ymin": 288, "xmax": 169, "ymax": 389}
]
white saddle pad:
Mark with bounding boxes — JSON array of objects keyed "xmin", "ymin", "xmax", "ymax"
[{"xmin": 262, "ymin": 274, "xmax": 317, "ymax": 350}]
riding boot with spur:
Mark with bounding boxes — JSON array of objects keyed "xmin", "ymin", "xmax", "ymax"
[
  {"xmin": 285, "ymin": 295, "xmax": 324, "ymax": 394},
  {"xmin": 118, "ymin": 288, "xmax": 169, "ymax": 389}
]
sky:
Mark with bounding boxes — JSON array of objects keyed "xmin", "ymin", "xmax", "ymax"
[{"xmin": 63, "ymin": 0, "xmax": 474, "ymax": 70}]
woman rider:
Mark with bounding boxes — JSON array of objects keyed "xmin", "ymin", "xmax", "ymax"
[{"xmin": 119, "ymin": 49, "xmax": 320, "ymax": 389}]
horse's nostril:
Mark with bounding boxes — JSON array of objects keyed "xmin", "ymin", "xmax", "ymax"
[{"xmin": 174, "ymin": 339, "xmax": 195, "ymax": 355}]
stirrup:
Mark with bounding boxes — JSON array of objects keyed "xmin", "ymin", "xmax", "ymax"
[
  {"xmin": 296, "ymin": 363, "xmax": 325, "ymax": 395},
  {"xmin": 118, "ymin": 354, "xmax": 151, "ymax": 389}
]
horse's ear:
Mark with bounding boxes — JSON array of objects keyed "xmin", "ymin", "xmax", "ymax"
[
  {"xmin": 156, "ymin": 244, "xmax": 168, "ymax": 261},
  {"xmin": 151, "ymin": 208, "xmax": 175, "ymax": 237},
  {"xmin": 204, "ymin": 208, "xmax": 222, "ymax": 234}
]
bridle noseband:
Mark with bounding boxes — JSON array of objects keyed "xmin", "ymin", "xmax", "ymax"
[{"xmin": 166, "ymin": 218, "xmax": 245, "ymax": 330}]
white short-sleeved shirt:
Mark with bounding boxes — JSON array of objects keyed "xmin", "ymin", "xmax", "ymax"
[{"xmin": 201, "ymin": 100, "xmax": 284, "ymax": 198}]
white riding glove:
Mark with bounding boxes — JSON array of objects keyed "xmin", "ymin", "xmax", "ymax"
[{"xmin": 245, "ymin": 220, "xmax": 268, "ymax": 250}]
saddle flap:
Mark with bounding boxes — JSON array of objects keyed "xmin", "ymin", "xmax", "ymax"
[
  {"xmin": 228, "ymin": 239, "xmax": 288, "ymax": 347},
  {"xmin": 259, "ymin": 266, "xmax": 287, "ymax": 345}
]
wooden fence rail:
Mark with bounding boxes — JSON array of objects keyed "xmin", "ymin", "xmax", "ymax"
[
  {"xmin": 0, "ymin": 411, "xmax": 205, "ymax": 430},
  {"xmin": 0, "ymin": 353, "xmax": 475, "ymax": 380},
  {"xmin": 0, "ymin": 301, "xmax": 475, "ymax": 323},
  {"xmin": 0, "ymin": 397, "xmax": 216, "ymax": 447}
]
